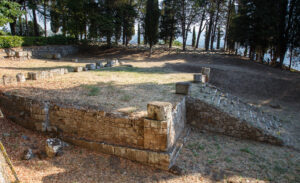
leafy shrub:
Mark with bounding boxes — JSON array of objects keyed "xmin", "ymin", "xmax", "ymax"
[
  {"xmin": 0, "ymin": 36, "xmax": 23, "ymax": 48},
  {"xmin": 0, "ymin": 35, "xmax": 78, "ymax": 48},
  {"xmin": 173, "ymin": 40, "xmax": 182, "ymax": 46}
]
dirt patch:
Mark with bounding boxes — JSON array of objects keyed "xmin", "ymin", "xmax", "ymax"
[{"xmin": 1, "ymin": 118, "xmax": 299, "ymax": 183}]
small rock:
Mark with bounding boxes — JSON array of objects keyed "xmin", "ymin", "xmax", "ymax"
[
  {"xmin": 86, "ymin": 64, "xmax": 96, "ymax": 70},
  {"xmin": 169, "ymin": 165, "xmax": 184, "ymax": 175},
  {"xmin": 83, "ymin": 67, "xmax": 88, "ymax": 71},
  {"xmin": 23, "ymin": 148, "xmax": 34, "ymax": 160},
  {"xmin": 21, "ymin": 135, "xmax": 30, "ymax": 141},
  {"xmin": 3, "ymin": 133, "xmax": 10, "ymax": 137},
  {"xmin": 45, "ymin": 138, "xmax": 63, "ymax": 158}
]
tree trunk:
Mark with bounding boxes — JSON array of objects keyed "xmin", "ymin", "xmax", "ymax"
[
  {"xmin": 244, "ymin": 46, "xmax": 248, "ymax": 57},
  {"xmin": 19, "ymin": 17, "xmax": 23, "ymax": 36},
  {"xmin": 216, "ymin": 26, "xmax": 221, "ymax": 49},
  {"xmin": 289, "ymin": 48, "xmax": 293, "ymax": 70},
  {"xmin": 196, "ymin": 10, "xmax": 206, "ymax": 49},
  {"xmin": 149, "ymin": 44, "xmax": 152, "ymax": 57},
  {"xmin": 138, "ymin": 23, "xmax": 141, "ymax": 45},
  {"xmin": 9, "ymin": 22, "xmax": 16, "ymax": 35},
  {"xmin": 181, "ymin": 0, "xmax": 186, "ymax": 51},
  {"xmin": 205, "ymin": 10, "xmax": 214, "ymax": 51},
  {"xmin": 44, "ymin": 0, "xmax": 47, "ymax": 37},
  {"xmin": 32, "ymin": 7, "xmax": 39, "ymax": 36},
  {"xmin": 224, "ymin": 0, "xmax": 233, "ymax": 50},
  {"xmin": 210, "ymin": 0, "xmax": 221, "ymax": 50}
]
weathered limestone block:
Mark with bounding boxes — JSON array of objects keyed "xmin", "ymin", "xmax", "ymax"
[
  {"xmin": 74, "ymin": 67, "xmax": 83, "ymax": 72},
  {"xmin": 5, "ymin": 49, "xmax": 15, "ymax": 57},
  {"xmin": 105, "ymin": 59, "xmax": 119, "ymax": 67},
  {"xmin": 144, "ymin": 119, "xmax": 168, "ymax": 151},
  {"xmin": 2, "ymin": 75, "xmax": 16, "ymax": 85},
  {"xmin": 45, "ymin": 138, "xmax": 63, "ymax": 158},
  {"xmin": 176, "ymin": 82, "xmax": 191, "ymax": 95},
  {"xmin": 53, "ymin": 53, "xmax": 62, "ymax": 60},
  {"xmin": 15, "ymin": 51, "xmax": 27, "ymax": 58},
  {"xmin": 201, "ymin": 67, "xmax": 211, "ymax": 81},
  {"xmin": 86, "ymin": 64, "xmax": 96, "ymax": 70},
  {"xmin": 201, "ymin": 74, "xmax": 208, "ymax": 83},
  {"xmin": 193, "ymin": 74, "xmax": 202, "ymax": 83},
  {"xmin": 64, "ymin": 68, "xmax": 68, "ymax": 74},
  {"xmin": 96, "ymin": 61, "xmax": 104, "ymax": 68},
  {"xmin": 16, "ymin": 73, "xmax": 26, "ymax": 82},
  {"xmin": 27, "ymin": 51, "xmax": 32, "ymax": 59},
  {"xmin": 147, "ymin": 101, "xmax": 172, "ymax": 121}
]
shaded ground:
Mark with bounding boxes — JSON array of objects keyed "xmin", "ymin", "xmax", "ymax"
[{"xmin": 1, "ymin": 117, "xmax": 300, "ymax": 183}]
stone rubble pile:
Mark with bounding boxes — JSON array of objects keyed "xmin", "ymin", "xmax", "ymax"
[{"xmin": 190, "ymin": 83, "xmax": 292, "ymax": 146}]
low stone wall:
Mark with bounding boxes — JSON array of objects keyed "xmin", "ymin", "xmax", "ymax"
[
  {"xmin": 187, "ymin": 83, "xmax": 291, "ymax": 146},
  {"xmin": 0, "ymin": 92, "xmax": 187, "ymax": 170},
  {"xmin": 186, "ymin": 97, "xmax": 283, "ymax": 145},
  {"xmin": 0, "ymin": 45, "xmax": 78, "ymax": 59}
]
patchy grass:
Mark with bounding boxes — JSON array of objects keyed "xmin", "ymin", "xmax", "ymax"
[
  {"xmin": 81, "ymin": 85, "xmax": 101, "ymax": 96},
  {"xmin": 1, "ymin": 58, "xmax": 191, "ymax": 114}
]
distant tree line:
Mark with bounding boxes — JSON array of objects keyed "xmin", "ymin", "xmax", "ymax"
[{"xmin": 1, "ymin": 0, "xmax": 299, "ymax": 68}]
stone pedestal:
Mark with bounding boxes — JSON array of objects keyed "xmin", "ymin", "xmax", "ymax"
[
  {"xmin": 201, "ymin": 67, "xmax": 211, "ymax": 81},
  {"xmin": 193, "ymin": 74, "xmax": 202, "ymax": 83},
  {"xmin": 147, "ymin": 101, "xmax": 172, "ymax": 121},
  {"xmin": 74, "ymin": 67, "xmax": 83, "ymax": 72},
  {"xmin": 176, "ymin": 82, "xmax": 191, "ymax": 95},
  {"xmin": 16, "ymin": 73, "xmax": 26, "ymax": 82},
  {"xmin": 201, "ymin": 74, "xmax": 208, "ymax": 83},
  {"xmin": 86, "ymin": 64, "xmax": 96, "ymax": 70}
]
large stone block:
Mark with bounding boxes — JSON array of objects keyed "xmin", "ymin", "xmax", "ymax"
[
  {"xmin": 2, "ymin": 75, "xmax": 16, "ymax": 85},
  {"xmin": 147, "ymin": 101, "xmax": 172, "ymax": 121},
  {"xmin": 176, "ymin": 82, "xmax": 191, "ymax": 95},
  {"xmin": 53, "ymin": 53, "xmax": 62, "ymax": 60},
  {"xmin": 86, "ymin": 64, "xmax": 96, "ymax": 70},
  {"xmin": 201, "ymin": 67, "xmax": 211, "ymax": 81},
  {"xmin": 74, "ymin": 67, "xmax": 83, "ymax": 72},
  {"xmin": 15, "ymin": 51, "xmax": 27, "ymax": 58},
  {"xmin": 16, "ymin": 73, "xmax": 26, "ymax": 82},
  {"xmin": 193, "ymin": 74, "xmax": 202, "ymax": 83},
  {"xmin": 96, "ymin": 61, "xmax": 104, "ymax": 68}
]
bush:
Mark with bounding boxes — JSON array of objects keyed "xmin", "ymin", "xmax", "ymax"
[
  {"xmin": 0, "ymin": 35, "xmax": 78, "ymax": 48},
  {"xmin": 173, "ymin": 40, "xmax": 182, "ymax": 46},
  {"xmin": 0, "ymin": 36, "xmax": 23, "ymax": 48}
]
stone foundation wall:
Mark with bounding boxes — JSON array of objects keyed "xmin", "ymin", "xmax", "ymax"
[
  {"xmin": 0, "ymin": 45, "xmax": 78, "ymax": 59},
  {"xmin": 186, "ymin": 97, "xmax": 284, "ymax": 145},
  {"xmin": 0, "ymin": 92, "xmax": 187, "ymax": 169}
]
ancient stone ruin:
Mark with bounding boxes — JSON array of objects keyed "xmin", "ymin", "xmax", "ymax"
[{"xmin": 0, "ymin": 64, "xmax": 293, "ymax": 170}]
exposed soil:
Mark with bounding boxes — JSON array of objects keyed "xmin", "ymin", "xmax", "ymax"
[{"xmin": 1, "ymin": 117, "xmax": 300, "ymax": 183}]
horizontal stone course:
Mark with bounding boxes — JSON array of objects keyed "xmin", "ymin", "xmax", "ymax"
[{"xmin": 0, "ymin": 91, "xmax": 187, "ymax": 170}]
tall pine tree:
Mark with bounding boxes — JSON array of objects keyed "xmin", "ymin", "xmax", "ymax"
[{"xmin": 145, "ymin": 0, "xmax": 160, "ymax": 56}]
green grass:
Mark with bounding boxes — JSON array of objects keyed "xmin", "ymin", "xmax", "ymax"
[
  {"xmin": 120, "ymin": 94, "xmax": 132, "ymax": 102},
  {"xmin": 81, "ymin": 85, "xmax": 101, "ymax": 96}
]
